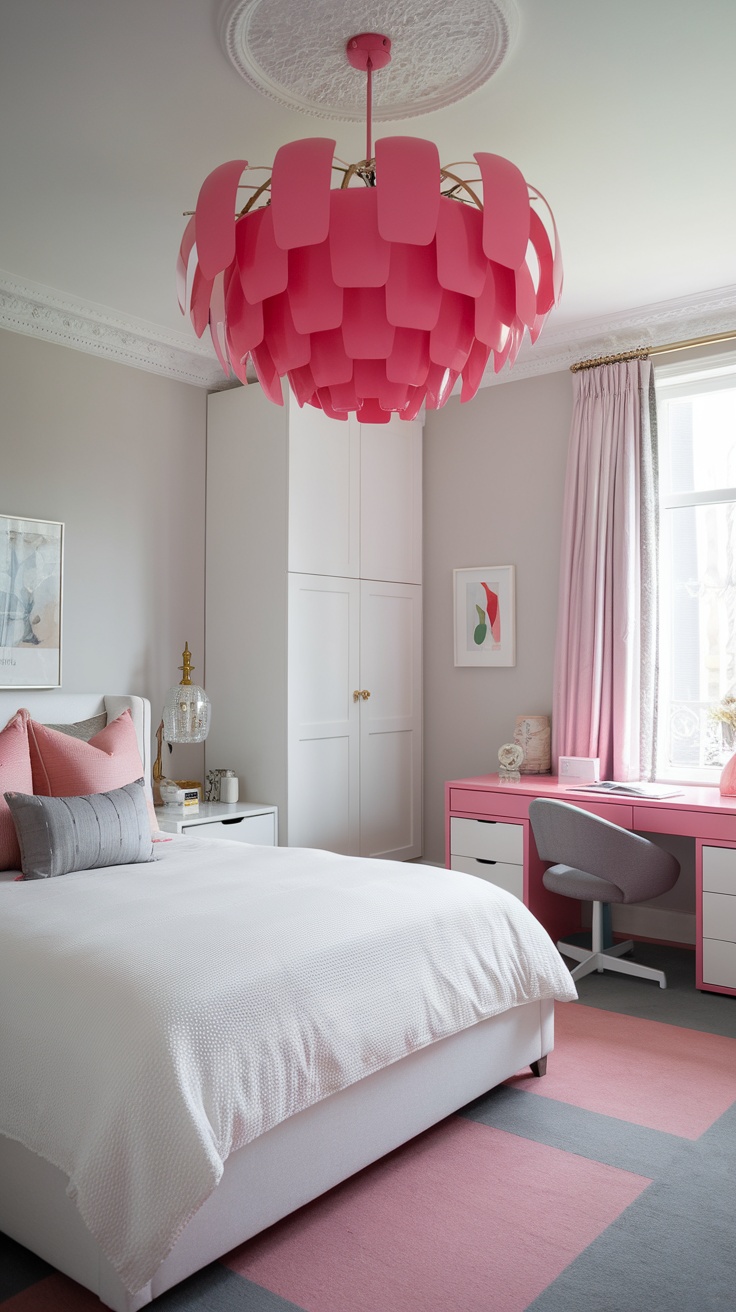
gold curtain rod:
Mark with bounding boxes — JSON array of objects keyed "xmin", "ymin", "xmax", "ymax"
[{"xmin": 570, "ymin": 330, "xmax": 736, "ymax": 373}]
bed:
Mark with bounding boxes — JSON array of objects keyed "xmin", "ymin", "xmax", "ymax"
[{"xmin": 0, "ymin": 691, "xmax": 576, "ymax": 1312}]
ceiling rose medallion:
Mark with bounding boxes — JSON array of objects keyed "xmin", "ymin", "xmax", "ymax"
[{"xmin": 178, "ymin": 25, "xmax": 562, "ymax": 422}]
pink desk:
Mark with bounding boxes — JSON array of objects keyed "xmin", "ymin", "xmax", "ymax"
[{"xmin": 445, "ymin": 774, "xmax": 736, "ymax": 996}]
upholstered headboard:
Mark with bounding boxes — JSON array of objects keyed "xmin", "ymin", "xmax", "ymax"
[{"xmin": 0, "ymin": 692, "xmax": 152, "ymax": 785}]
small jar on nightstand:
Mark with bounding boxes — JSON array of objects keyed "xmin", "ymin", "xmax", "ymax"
[{"xmin": 219, "ymin": 771, "xmax": 239, "ymax": 804}]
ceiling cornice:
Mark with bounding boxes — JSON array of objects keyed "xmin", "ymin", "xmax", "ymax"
[
  {"xmin": 0, "ymin": 271, "xmax": 225, "ymax": 389},
  {"xmin": 1, "ymin": 268, "xmax": 734, "ymax": 394},
  {"xmin": 499, "ymin": 283, "xmax": 736, "ymax": 385}
]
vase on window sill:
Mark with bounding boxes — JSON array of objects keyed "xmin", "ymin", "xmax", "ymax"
[{"xmin": 719, "ymin": 754, "xmax": 736, "ymax": 796}]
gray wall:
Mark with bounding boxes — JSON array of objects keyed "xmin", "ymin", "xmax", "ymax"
[
  {"xmin": 422, "ymin": 369, "xmax": 573, "ymax": 864},
  {"xmin": 0, "ymin": 329, "xmax": 207, "ymax": 779}
]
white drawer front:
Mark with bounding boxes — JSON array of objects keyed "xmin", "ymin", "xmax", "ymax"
[
  {"xmin": 702, "ymin": 891, "xmax": 736, "ymax": 942},
  {"xmin": 702, "ymin": 937, "xmax": 736, "ymax": 990},
  {"xmin": 183, "ymin": 813, "xmax": 276, "ymax": 845},
  {"xmin": 702, "ymin": 845, "xmax": 736, "ymax": 894},
  {"xmin": 450, "ymin": 856, "xmax": 524, "ymax": 900},
  {"xmin": 450, "ymin": 817, "xmax": 523, "ymax": 864}
]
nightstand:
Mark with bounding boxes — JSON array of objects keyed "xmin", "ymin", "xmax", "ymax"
[{"xmin": 155, "ymin": 801, "xmax": 278, "ymax": 846}]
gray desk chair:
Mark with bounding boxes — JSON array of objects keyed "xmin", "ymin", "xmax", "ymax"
[{"xmin": 528, "ymin": 798, "xmax": 681, "ymax": 989}]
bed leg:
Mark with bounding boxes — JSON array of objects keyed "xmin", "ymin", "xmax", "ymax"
[{"xmin": 530, "ymin": 1056, "xmax": 547, "ymax": 1077}]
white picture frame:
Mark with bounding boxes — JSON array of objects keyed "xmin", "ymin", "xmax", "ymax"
[
  {"xmin": 0, "ymin": 513, "xmax": 64, "ymax": 688},
  {"xmin": 453, "ymin": 565, "xmax": 515, "ymax": 667}
]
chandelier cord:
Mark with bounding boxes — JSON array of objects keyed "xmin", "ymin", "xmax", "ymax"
[{"xmin": 366, "ymin": 59, "xmax": 373, "ymax": 164}]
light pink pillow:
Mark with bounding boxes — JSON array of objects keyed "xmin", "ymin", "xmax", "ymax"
[
  {"xmin": 29, "ymin": 708, "xmax": 149, "ymax": 803},
  {"xmin": 0, "ymin": 709, "xmax": 33, "ymax": 870}
]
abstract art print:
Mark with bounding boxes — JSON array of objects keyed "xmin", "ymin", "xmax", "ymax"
[
  {"xmin": 454, "ymin": 565, "xmax": 515, "ymax": 667},
  {"xmin": 0, "ymin": 514, "xmax": 63, "ymax": 687}
]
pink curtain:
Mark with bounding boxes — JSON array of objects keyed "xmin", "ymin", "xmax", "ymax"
[{"xmin": 552, "ymin": 359, "xmax": 658, "ymax": 780}]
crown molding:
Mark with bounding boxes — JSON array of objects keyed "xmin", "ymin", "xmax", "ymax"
[
  {"xmin": 0, "ymin": 271, "xmax": 224, "ymax": 389},
  {"xmin": 491, "ymin": 284, "xmax": 736, "ymax": 387},
  {"xmin": 1, "ymin": 268, "xmax": 734, "ymax": 395}
]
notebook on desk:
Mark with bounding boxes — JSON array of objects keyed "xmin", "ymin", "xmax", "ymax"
[{"xmin": 567, "ymin": 781, "xmax": 685, "ymax": 799}]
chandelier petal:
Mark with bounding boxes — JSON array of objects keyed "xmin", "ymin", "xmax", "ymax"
[
  {"xmin": 376, "ymin": 137, "xmax": 441, "ymax": 246},
  {"xmin": 385, "ymin": 328, "xmax": 430, "ymax": 387},
  {"xmin": 195, "ymin": 159, "xmax": 248, "ymax": 281},
  {"xmin": 288, "ymin": 242, "xmax": 343, "ymax": 334},
  {"xmin": 224, "ymin": 266, "xmax": 264, "ymax": 357},
  {"xmin": 263, "ymin": 294, "xmax": 311, "ymax": 374},
  {"xmin": 386, "ymin": 243, "xmax": 442, "ymax": 330},
  {"xmin": 356, "ymin": 399, "xmax": 392, "ymax": 424},
  {"xmin": 190, "ymin": 265, "xmax": 214, "ymax": 339},
  {"xmin": 176, "ymin": 215, "xmax": 197, "ymax": 315},
  {"xmin": 461, "ymin": 339, "xmax": 493, "ymax": 402},
  {"xmin": 270, "ymin": 138, "xmax": 335, "ymax": 250},
  {"xmin": 436, "ymin": 200, "xmax": 486, "ymax": 297},
  {"xmin": 329, "ymin": 189, "xmax": 390, "ymax": 288},
  {"xmin": 235, "ymin": 210, "xmax": 288, "ymax": 305},
  {"xmin": 475, "ymin": 152, "xmax": 531, "ymax": 270},
  {"xmin": 343, "ymin": 287, "xmax": 395, "ymax": 359},
  {"xmin": 208, "ymin": 271, "xmax": 229, "ymax": 374},
  {"xmin": 309, "ymin": 328, "xmax": 353, "ymax": 387},
  {"xmin": 250, "ymin": 342, "xmax": 284, "ymax": 405},
  {"xmin": 429, "ymin": 291, "xmax": 475, "ymax": 371},
  {"xmin": 515, "ymin": 263, "xmax": 538, "ymax": 330}
]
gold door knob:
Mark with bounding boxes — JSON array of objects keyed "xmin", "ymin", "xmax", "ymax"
[
  {"xmin": 353, "ymin": 690, "xmax": 361, "ymax": 702},
  {"xmin": 361, "ymin": 689, "xmax": 371, "ymax": 700}
]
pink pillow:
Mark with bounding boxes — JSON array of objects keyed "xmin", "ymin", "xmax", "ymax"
[
  {"xmin": 29, "ymin": 708, "xmax": 148, "ymax": 800},
  {"xmin": 0, "ymin": 709, "xmax": 33, "ymax": 870}
]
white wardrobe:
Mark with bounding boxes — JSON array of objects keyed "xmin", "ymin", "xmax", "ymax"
[{"xmin": 205, "ymin": 383, "xmax": 423, "ymax": 859}]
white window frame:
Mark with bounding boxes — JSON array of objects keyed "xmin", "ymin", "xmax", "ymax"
[{"xmin": 655, "ymin": 352, "xmax": 736, "ymax": 785}]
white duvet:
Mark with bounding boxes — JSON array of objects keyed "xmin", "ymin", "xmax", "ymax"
[{"xmin": 0, "ymin": 836, "xmax": 576, "ymax": 1293}]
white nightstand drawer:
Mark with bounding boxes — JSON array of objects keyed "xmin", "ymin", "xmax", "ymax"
[
  {"xmin": 702, "ymin": 890, "xmax": 736, "ymax": 942},
  {"xmin": 450, "ymin": 817, "xmax": 523, "ymax": 864},
  {"xmin": 182, "ymin": 812, "xmax": 276, "ymax": 845},
  {"xmin": 450, "ymin": 855, "xmax": 524, "ymax": 900},
  {"xmin": 702, "ymin": 845, "xmax": 736, "ymax": 894},
  {"xmin": 702, "ymin": 937, "xmax": 736, "ymax": 989}
]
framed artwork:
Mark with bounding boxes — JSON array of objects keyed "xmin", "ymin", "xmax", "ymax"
[
  {"xmin": 454, "ymin": 565, "xmax": 515, "ymax": 667},
  {"xmin": 0, "ymin": 514, "xmax": 64, "ymax": 688}
]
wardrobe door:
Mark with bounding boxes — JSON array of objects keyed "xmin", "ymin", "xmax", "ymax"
[
  {"xmin": 359, "ymin": 415, "xmax": 422, "ymax": 585},
  {"xmin": 287, "ymin": 573, "xmax": 361, "ymax": 854},
  {"xmin": 288, "ymin": 405, "xmax": 360, "ymax": 579},
  {"xmin": 359, "ymin": 579, "xmax": 422, "ymax": 860}
]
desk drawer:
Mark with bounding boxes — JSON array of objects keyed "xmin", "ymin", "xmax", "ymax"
[
  {"xmin": 564, "ymin": 798, "xmax": 634, "ymax": 828},
  {"xmin": 449, "ymin": 788, "xmax": 529, "ymax": 820},
  {"xmin": 450, "ymin": 817, "xmax": 523, "ymax": 864},
  {"xmin": 702, "ymin": 845, "xmax": 736, "ymax": 894},
  {"xmin": 702, "ymin": 938, "xmax": 736, "ymax": 990},
  {"xmin": 450, "ymin": 856, "xmax": 524, "ymax": 900},
  {"xmin": 702, "ymin": 891, "xmax": 736, "ymax": 941}
]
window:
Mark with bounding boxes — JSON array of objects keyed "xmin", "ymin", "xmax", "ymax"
[{"xmin": 655, "ymin": 353, "xmax": 736, "ymax": 781}]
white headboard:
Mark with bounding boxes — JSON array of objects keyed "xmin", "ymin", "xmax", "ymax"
[{"xmin": 0, "ymin": 692, "xmax": 152, "ymax": 784}]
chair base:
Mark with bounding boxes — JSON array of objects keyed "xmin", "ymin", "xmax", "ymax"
[{"xmin": 557, "ymin": 938, "xmax": 667, "ymax": 989}]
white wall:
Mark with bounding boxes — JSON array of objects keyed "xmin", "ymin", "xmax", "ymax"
[
  {"xmin": 422, "ymin": 370, "xmax": 573, "ymax": 864},
  {"xmin": 0, "ymin": 329, "xmax": 207, "ymax": 780}
]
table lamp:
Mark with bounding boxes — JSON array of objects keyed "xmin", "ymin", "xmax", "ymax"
[{"xmin": 152, "ymin": 642, "xmax": 211, "ymax": 805}]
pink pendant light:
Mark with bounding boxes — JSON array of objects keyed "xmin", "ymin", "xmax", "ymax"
[{"xmin": 178, "ymin": 33, "xmax": 562, "ymax": 422}]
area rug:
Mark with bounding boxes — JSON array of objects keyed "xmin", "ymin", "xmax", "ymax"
[{"xmin": 2, "ymin": 944, "xmax": 735, "ymax": 1311}]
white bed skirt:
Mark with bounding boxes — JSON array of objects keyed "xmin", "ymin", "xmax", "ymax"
[{"xmin": 0, "ymin": 996, "xmax": 553, "ymax": 1312}]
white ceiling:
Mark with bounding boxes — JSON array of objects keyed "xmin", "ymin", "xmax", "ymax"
[{"xmin": 1, "ymin": 0, "xmax": 735, "ymax": 386}]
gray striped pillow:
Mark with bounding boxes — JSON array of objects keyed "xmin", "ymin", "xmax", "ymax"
[{"xmin": 4, "ymin": 779, "xmax": 154, "ymax": 880}]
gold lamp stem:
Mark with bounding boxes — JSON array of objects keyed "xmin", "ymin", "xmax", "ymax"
[
  {"xmin": 152, "ymin": 719, "xmax": 165, "ymax": 806},
  {"xmin": 178, "ymin": 642, "xmax": 194, "ymax": 686}
]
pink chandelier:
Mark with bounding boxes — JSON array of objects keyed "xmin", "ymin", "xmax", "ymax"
[{"xmin": 178, "ymin": 33, "xmax": 562, "ymax": 423}]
